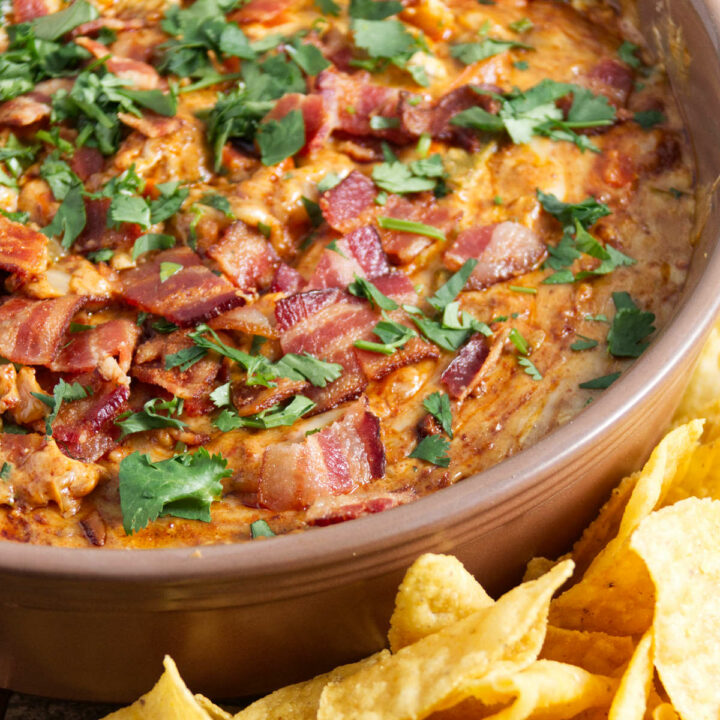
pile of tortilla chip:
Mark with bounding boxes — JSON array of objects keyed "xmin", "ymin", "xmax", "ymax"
[{"xmin": 103, "ymin": 324, "xmax": 720, "ymax": 720}]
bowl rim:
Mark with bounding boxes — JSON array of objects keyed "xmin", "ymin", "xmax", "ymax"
[{"xmin": 2, "ymin": 0, "xmax": 720, "ymax": 587}]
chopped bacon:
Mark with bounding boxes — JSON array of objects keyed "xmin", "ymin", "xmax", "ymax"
[
  {"xmin": 231, "ymin": 0, "xmax": 293, "ymax": 23},
  {"xmin": 379, "ymin": 195, "xmax": 458, "ymax": 264},
  {"xmin": 0, "ymin": 295, "xmax": 85, "ymax": 366},
  {"xmin": 12, "ymin": 0, "xmax": 50, "ymax": 22},
  {"xmin": 275, "ymin": 287, "xmax": 343, "ymax": 333},
  {"xmin": 319, "ymin": 171, "xmax": 376, "ymax": 233},
  {"xmin": 269, "ymin": 263, "xmax": 306, "ymax": 294},
  {"xmin": 356, "ymin": 336, "xmax": 439, "ymax": 382},
  {"xmin": 258, "ymin": 400, "xmax": 385, "ymax": 511},
  {"xmin": 74, "ymin": 197, "xmax": 142, "ymax": 254},
  {"xmin": 583, "ymin": 59, "xmax": 634, "ymax": 109},
  {"xmin": 371, "ymin": 271, "xmax": 418, "ymax": 305},
  {"xmin": 0, "ymin": 94, "xmax": 51, "ymax": 127},
  {"xmin": 440, "ymin": 334, "xmax": 490, "ymax": 401},
  {"xmin": 266, "ymin": 94, "xmax": 333, "ymax": 155},
  {"xmin": 0, "ymin": 433, "xmax": 102, "ymax": 514},
  {"xmin": 117, "ymin": 112, "xmax": 182, "ymax": 138},
  {"xmin": 232, "ymin": 377, "xmax": 308, "ymax": 417},
  {"xmin": 307, "ymin": 491, "xmax": 413, "ymax": 526},
  {"xmin": 52, "ymin": 372, "xmax": 130, "ymax": 462},
  {"xmin": 70, "ymin": 17, "xmax": 144, "ymax": 38},
  {"xmin": 131, "ymin": 329, "xmax": 222, "ymax": 414},
  {"xmin": 119, "ymin": 247, "xmax": 242, "ymax": 327},
  {"xmin": 443, "ymin": 222, "xmax": 546, "ymax": 290},
  {"xmin": 316, "ymin": 69, "xmax": 410, "ymax": 144},
  {"xmin": 0, "ymin": 214, "xmax": 48, "ymax": 278},
  {"xmin": 50, "ymin": 319, "xmax": 141, "ymax": 379},
  {"xmin": 307, "ymin": 226, "xmax": 389, "ymax": 289},
  {"xmin": 207, "ymin": 222, "xmax": 279, "ymax": 294},
  {"xmin": 74, "ymin": 37, "xmax": 162, "ymax": 90},
  {"xmin": 210, "ymin": 298, "xmax": 279, "ymax": 338},
  {"xmin": 69, "ymin": 147, "xmax": 105, "ymax": 181}
]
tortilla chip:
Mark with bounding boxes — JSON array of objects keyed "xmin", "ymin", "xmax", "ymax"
[
  {"xmin": 316, "ymin": 560, "xmax": 573, "ymax": 720},
  {"xmin": 607, "ymin": 632, "xmax": 653, "ymax": 720},
  {"xmin": 195, "ymin": 695, "xmax": 232, "ymax": 719},
  {"xmin": 522, "ymin": 556, "xmax": 565, "ymax": 583},
  {"xmin": 661, "ymin": 435, "xmax": 720, "ymax": 506},
  {"xmin": 651, "ymin": 704, "xmax": 680, "ymax": 720},
  {"xmin": 630, "ymin": 497, "xmax": 720, "ymax": 720},
  {"xmin": 549, "ymin": 422, "xmax": 703, "ymax": 635},
  {"xmin": 233, "ymin": 652, "xmax": 389, "ymax": 720},
  {"xmin": 101, "ymin": 656, "xmax": 210, "ymax": 720},
  {"xmin": 673, "ymin": 320, "xmax": 720, "ymax": 422},
  {"xmin": 460, "ymin": 660, "xmax": 617, "ymax": 720},
  {"xmin": 388, "ymin": 553, "xmax": 494, "ymax": 652},
  {"xmin": 540, "ymin": 626, "xmax": 635, "ymax": 676}
]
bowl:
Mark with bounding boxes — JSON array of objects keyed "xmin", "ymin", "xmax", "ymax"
[{"xmin": 2, "ymin": 0, "xmax": 720, "ymax": 703}]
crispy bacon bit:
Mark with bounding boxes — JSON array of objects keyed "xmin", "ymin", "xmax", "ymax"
[
  {"xmin": 232, "ymin": 377, "xmax": 308, "ymax": 416},
  {"xmin": 119, "ymin": 247, "xmax": 242, "ymax": 327},
  {"xmin": 74, "ymin": 37, "xmax": 162, "ymax": 90},
  {"xmin": 207, "ymin": 222, "xmax": 279, "ymax": 294},
  {"xmin": 0, "ymin": 295, "xmax": 85, "ymax": 366},
  {"xmin": 269, "ymin": 263, "xmax": 306, "ymax": 294},
  {"xmin": 440, "ymin": 334, "xmax": 490, "ymax": 401},
  {"xmin": 210, "ymin": 299, "xmax": 279, "ymax": 338},
  {"xmin": 117, "ymin": 112, "xmax": 182, "ymax": 138},
  {"xmin": 231, "ymin": 0, "xmax": 293, "ymax": 23},
  {"xmin": 356, "ymin": 336, "xmax": 439, "ymax": 382},
  {"xmin": 0, "ymin": 433, "xmax": 102, "ymax": 514},
  {"xmin": 379, "ymin": 195, "xmax": 458, "ymax": 264},
  {"xmin": 307, "ymin": 491, "xmax": 412, "ymax": 526},
  {"xmin": 131, "ymin": 329, "xmax": 222, "ymax": 413},
  {"xmin": 266, "ymin": 93, "xmax": 333, "ymax": 155},
  {"xmin": 584, "ymin": 59, "xmax": 634, "ymax": 109},
  {"xmin": 0, "ymin": 214, "xmax": 49, "ymax": 278},
  {"xmin": 52, "ymin": 372, "xmax": 130, "ymax": 463},
  {"xmin": 444, "ymin": 222, "xmax": 546, "ymax": 290},
  {"xmin": 319, "ymin": 171, "xmax": 376, "ymax": 233},
  {"xmin": 275, "ymin": 288, "xmax": 343, "ymax": 333},
  {"xmin": 69, "ymin": 147, "xmax": 105, "ymax": 181},
  {"xmin": 371, "ymin": 271, "xmax": 418, "ymax": 305},
  {"xmin": 258, "ymin": 400, "xmax": 385, "ymax": 511},
  {"xmin": 0, "ymin": 94, "xmax": 51, "ymax": 127},
  {"xmin": 75, "ymin": 197, "xmax": 142, "ymax": 254},
  {"xmin": 70, "ymin": 17, "xmax": 144, "ymax": 37},
  {"xmin": 50, "ymin": 319, "xmax": 141, "ymax": 379},
  {"xmin": 12, "ymin": 0, "xmax": 51, "ymax": 22}
]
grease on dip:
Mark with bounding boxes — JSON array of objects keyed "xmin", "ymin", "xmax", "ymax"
[{"xmin": 0, "ymin": 0, "xmax": 695, "ymax": 546}]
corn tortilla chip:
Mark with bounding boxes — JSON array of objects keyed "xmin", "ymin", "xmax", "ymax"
[
  {"xmin": 662, "ymin": 436, "xmax": 720, "ymax": 506},
  {"xmin": 651, "ymin": 704, "xmax": 680, "ymax": 720},
  {"xmin": 233, "ymin": 651, "xmax": 389, "ymax": 720},
  {"xmin": 388, "ymin": 553, "xmax": 494, "ymax": 652},
  {"xmin": 522, "ymin": 556, "xmax": 566, "ymax": 583},
  {"xmin": 101, "ymin": 656, "xmax": 210, "ymax": 720},
  {"xmin": 630, "ymin": 497, "xmax": 720, "ymax": 720},
  {"xmin": 540, "ymin": 626, "xmax": 635, "ymax": 676},
  {"xmin": 549, "ymin": 422, "xmax": 702, "ymax": 635},
  {"xmin": 316, "ymin": 560, "xmax": 573, "ymax": 720},
  {"xmin": 607, "ymin": 632, "xmax": 653, "ymax": 720},
  {"xmin": 195, "ymin": 695, "xmax": 232, "ymax": 719}
]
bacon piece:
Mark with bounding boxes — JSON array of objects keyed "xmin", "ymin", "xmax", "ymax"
[
  {"xmin": 583, "ymin": 59, "xmax": 634, "ymax": 109},
  {"xmin": 0, "ymin": 433, "xmax": 102, "ymax": 514},
  {"xmin": 307, "ymin": 491, "xmax": 413, "ymax": 526},
  {"xmin": 117, "ymin": 112, "xmax": 182, "ymax": 138},
  {"xmin": 0, "ymin": 295, "xmax": 85, "ymax": 365},
  {"xmin": 120, "ymin": 247, "xmax": 242, "ymax": 327},
  {"xmin": 12, "ymin": 0, "xmax": 50, "ymax": 22},
  {"xmin": 266, "ymin": 93, "xmax": 333, "ymax": 155},
  {"xmin": 258, "ymin": 400, "xmax": 385, "ymax": 511},
  {"xmin": 131, "ymin": 329, "xmax": 222, "ymax": 414},
  {"xmin": 319, "ymin": 171, "xmax": 376, "ymax": 233},
  {"xmin": 356, "ymin": 336, "xmax": 439, "ymax": 382},
  {"xmin": 232, "ymin": 377, "xmax": 308, "ymax": 416},
  {"xmin": 275, "ymin": 288, "xmax": 343, "ymax": 333},
  {"xmin": 207, "ymin": 222, "xmax": 279, "ymax": 294},
  {"xmin": 0, "ymin": 214, "xmax": 48, "ymax": 278},
  {"xmin": 210, "ymin": 299, "xmax": 279, "ymax": 339},
  {"xmin": 50, "ymin": 319, "xmax": 141, "ymax": 379},
  {"xmin": 269, "ymin": 263, "xmax": 306, "ymax": 294},
  {"xmin": 231, "ymin": 0, "xmax": 293, "ymax": 23},
  {"xmin": 372, "ymin": 271, "xmax": 419, "ymax": 305},
  {"xmin": 75, "ymin": 37, "xmax": 162, "ymax": 90},
  {"xmin": 440, "ymin": 334, "xmax": 490, "ymax": 401},
  {"xmin": 69, "ymin": 147, "xmax": 104, "ymax": 181},
  {"xmin": 316, "ymin": 69, "xmax": 410, "ymax": 144},
  {"xmin": 444, "ymin": 222, "xmax": 546, "ymax": 290},
  {"xmin": 0, "ymin": 94, "xmax": 51, "ymax": 127},
  {"xmin": 308, "ymin": 226, "xmax": 389, "ymax": 289},
  {"xmin": 70, "ymin": 17, "xmax": 144, "ymax": 37},
  {"xmin": 379, "ymin": 195, "xmax": 458, "ymax": 264},
  {"xmin": 52, "ymin": 372, "xmax": 130, "ymax": 462},
  {"xmin": 74, "ymin": 197, "xmax": 142, "ymax": 254}
]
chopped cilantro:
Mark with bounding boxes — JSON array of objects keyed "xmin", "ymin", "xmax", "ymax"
[
  {"xmin": 40, "ymin": 153, "xmax": 81, "ymax": 201},
  {"xmin": 0, "ymin": 209, "xmax": 29, "ymax": 224},
  {"xmin": 315, "ymin": 0, "xmax": 341, "ymax": 14},
  {"xmin": 369, "ymin": 115, "xmax": 401, "ymax": 130},
  {"xmin": 41, "ymin": 184, "xmax": 86, "ymax": 249},
  {"xmin": 257, "ymin": 109, "xmax": 305, "ymax": 166},
  {"xmin": 209, "ymin": 382, "xmax": 232, "ymax": 408},
  {"xmin": 634, "ymin": 110, "xmax": 665, "ymax": 129},
  {"xmin": 69, "ymin": 323, "xmax": 94, "ymax": 333},
  {"xmin": 348, "ymin": 276, "xmax": 399, "ymax": 310},
  {"xmin": 427, "ymin": 259, "xmax": 478, "ymax": 311},
  {"xmin": 579, "ymin": 372, "xmax": 621, "ymax": 390},
  {"xmin": 423, "ymin": 391, "xmax": 453, "ymax": 437},
  {"xmin": 250, "ymin": 519, "xmax": 276, "ymax": 537},
  {"xmin": 617, "ymin": 41, "xmax": 642, "ymax": 69},
  {"xmin": 199, "ymin": 193, "xmax": 233, "ymax": 217},
  {"xmin": 509, "ymin": 328, "xmax": 529, "ymax": 355},
  {"xmin": 32, "ymin": 0, "xmax": 98, "ymax": 40},
  {"xmin": 0, "ymin": 461, "xmax": 11, "ymax": 480},
  {"xmin": 118, "ymin": 448, "xmax": 229, "ymax": 534},
  {"xmin": 115, "ymin": 397, "xmax": 187, "ymax": 438},
  {"xmin": 518, "ymin": 356, "xmax": 542, "ymax": 380},
  {"xmin": 287, "ymin": 41, "xmax": 331, "ymax": 76},
  {"xmin": 159, "ymin": 261, "xmax": 183, "ymax": 282},
  {"xmin": 349, "ymin": 0, "xmax": 402, "ymax": 19},
  {"xmin": 355, "ymin": 314, "xmax": 416, "ymax": 354},
  {"xmin": 509, "ymin": 17, "xmax": 533, "ymax": 33},
  {"xmin": 570, "ymin": 335, "xmax": 599, "ymax": 351},
  {"xmin": 536, "ymin": 189, "xmax": 611, "ymax": 231},
  {"xmin": 409, "ymin": 435, "xmax": 450, "ymax": 467},
  {"xmin": 214, "ymin": 395, "xmax": 316, "ymax": 430},
  {"xmin": 607, "ymin": 292, "xmax": 655, "ymax": 357},
  {"xmin": 451, "ymin": 38, "xmax": 531, "ymax": 65},
  {"xmin": 87, "ymin": 248, "xmax": 114, "ymax": 263},
  {"xmin": 377, "ymin": 216, "xmax": 445, "ymax": 241},
  {"xmin": 509, "ymin": 285, "xmax": 537, "ymax": 294},
  {"xmin": 318, "ymin": 172, "xmax": 342, "ymax": 193},
  {"xmin": 31, "ymin": 379, "xmax": 91, "ymax": 436},
  {"xmin": 301, "ymin": 196, "xmax": 323, "ymax": 227}
]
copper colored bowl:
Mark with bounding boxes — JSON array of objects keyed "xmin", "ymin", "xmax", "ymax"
[{"xmin": 2, "ymin": 0, "xmax": 720, "ymax": 703}]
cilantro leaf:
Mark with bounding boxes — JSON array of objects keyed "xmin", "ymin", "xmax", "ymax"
[
  {"xmin": 518, "ymin": 356, "xmax": 542, "ymax": 380},
  {"xmin": 349, "ymin": 0, "xmax": 403, "ymax": 19},
  {"xmin": 570, "ymin": 334, "xmax": 598, "ymax": 351},
  {"xmin": 257, "ymin": 109, "xmax": 305, "ymax": 166},
  {"xmin": 372, "ymin": 161, "xmax": 437, "ymax": 194},
  {"xmin": 115, "ymin": 397, "xmax": 188, "ymax": 438},
  {"xmin": 409, "ymin": 435, "xmax": 450, "ymax": 467},
  {"xmin": 536, "ymin": 189, "xmax": 611, "ymax": 231},
  {"xmin": 87, "ymin": 247, "xmax": 114, "ymax": 263},
  {"xmin": 213, "ymin": 395, "xmax": 316, "ymax": 430},
  {"xmin": 41, "ymin": 183, "xmax": 86, "ymax": 249},
  {"xmin": 579, "ymin": 371, "xmax": 621, "ymax": 390},
  {"xmin": 377, "ymin": 216, "xmax": 445, "ymax": 241},
  {"xmin": 287, "ymin": 42, "xmax": 331, "ymax": 76},
  {"xmin": 353, "ymin": 19, "xmax": 416, "ymax": 58},
  {"xmin": 160, "ymin": 261, "xmax": 183, "ymax": 282},
  {"xmin": 118, "ymin": 448, "xmax": 229, "ymax": 534},
  {"xmin": 301, "ymin": 196, "xmax": 323, "ymax": 227},
  {"xmin": 150, "ymin": 181, "xmax": 189, "ymax": 224},
  {"xmin": 132, "ymin": 234, "xmax": 176, "ymax": 259},
  {"xmin": 409, "ymin": 312, "xmax": 473, "ymax": 352},
  {"xmin": 606, "ymin": 292, "xmax": 655, "ymax": 357},
  {"xmin": 355, "ymin": 314, "xmax": 416, "ymax": 354},
  {"xmin": 450, "ymin": 38, "xmax": 531, "ymax": 65},
  {"xmin": 423, "ymin": 391, "xmax": 452, "ymax": 437},
  {"xmin": 210, "ymin": 382, "xmax": 232, "ymax": 408},
  {"xmin": 427, "ymin": 259, "xmax": 478, "ymax": 311},
  {"xmin": 40, "ymin": 153, "xmax": 81, "ymax": 201},
  {"xmin": 273, "ymin": 353, "xmax": 343, "ymax": 387},
  {"xmin": 109, "ymin": 195, "xmax": 151, "ymax": 228},
  {"xmin": 617, "ymin": 41, "xmax": 642, "ymax": 69},
  {"xmin": 32, "ymin": 0, "xmax": 98, "ymax": 40},
  {"xmin": 165, "ymin": 345, "xmax": 208, "ymax": 371},
  {"xmin": 348, "ymin": 275, "xmax": 399, "ymax": 310},
  {"xmin": 199, "ymin": 193, "xmax": 234, "ymax": 217},
  {"xmin": 634, "ymin": 110, "xmax": 665, "ymax": 129},
  {"xmin": 250, "ymin": 519, "xmax": 276, "ymax": 537},
  {"xmin": 31, "ymin": 379, "xmax": 91, "ymax": 436}
]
